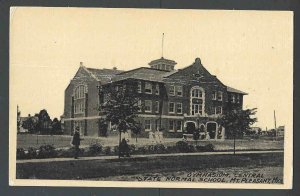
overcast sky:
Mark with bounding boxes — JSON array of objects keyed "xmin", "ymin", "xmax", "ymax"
[{"xmin": 10, "ymin": 7, "xmax": 293, "ymax": 129}]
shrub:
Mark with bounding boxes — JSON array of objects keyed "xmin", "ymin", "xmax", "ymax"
[
  {"xmin": 188, "ymin": 144, "xmax": 196, "ymax": 152},
  {"xmin": 154, "ymin": 144, "xmax": 166, "ymax": 154},
  {"xmin": 129, "ymin": 144, "xmax": 136, "ymax": 153},
  {"xmin": 37, "ymin": 145, "xmax": 57, "ymax": 159},
  {"xmin": 113, "ymin": 146, "xmax": 119, "ymax": 155},
  {"xmin": 17, "ymin": 148, "xmax": 26, "ymax": 159},
  {"xmin": 204, "ymin": 144, "xmax": 215, "ymax": 152},
  {"xmin": 104, "ymin": 146, "xmax": 112, "ymax": 155},
  {"xmin": 176, "ymin": 141, "xmax": 190, "ymax": 153},
  {"xmin": 166, "ymin": 145, "xmax": 177, "ymax": 153},
  {"xmin": 136, "ymin": 146, "xmax": 147, "ymax": 155},
  {"xmin": 27, "ymin": 147, "xmax": 37, "ymax": 159},
  {"xmin": 89, "ymin": 143, "xmax": 103, "ymax": 156}
]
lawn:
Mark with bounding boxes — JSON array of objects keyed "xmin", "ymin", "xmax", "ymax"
[
  {"xmin": 17, "ymin": 134, "xmax": 284, "ymax": 151},
  {"xmin": 16, "ymin": 152, "xmax": 283, "ymax": 180}
]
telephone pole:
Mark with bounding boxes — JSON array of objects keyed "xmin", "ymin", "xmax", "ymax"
[{"xmin": 274, "ymin": 110, "xmax": 277, "ymax": 140}]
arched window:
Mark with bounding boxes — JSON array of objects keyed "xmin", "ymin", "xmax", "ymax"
[
  {"xmin": 190, "ymin": 86, "xmax": 205, "ymax": 116},
  {"xmin": 74, "ymin": 85, "xmax": 87, "ymax": 100}
]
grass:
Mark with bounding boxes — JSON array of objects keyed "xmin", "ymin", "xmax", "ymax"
[
  {"xmin": 16, "ymin": 152, "xmax": 283, "ymax": 180},
  {"xmin": 17, "ymin": 134, "xmax": 284, "ymax": 151}
]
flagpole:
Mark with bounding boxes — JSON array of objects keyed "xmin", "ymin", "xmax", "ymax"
[{"xmin": 162, "ymin": 33, "xmax": 164, "ymax": 57}]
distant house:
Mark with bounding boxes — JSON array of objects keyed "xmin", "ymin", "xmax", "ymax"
[{"xmin": 277, "ymin": 126, "xmax": 285, "ymax": 136}]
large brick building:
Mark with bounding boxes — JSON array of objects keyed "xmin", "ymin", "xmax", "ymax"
[{"xmin": 62, "ymin": 57, "xmax": 247, "ymax": 139}]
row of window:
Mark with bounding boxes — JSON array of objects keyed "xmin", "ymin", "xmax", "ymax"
[
  {"xmin": 229, "ymin": 94, "xmax": 241, "ymax": 103},
  {"xmin": 169, "ymin": 85, "xmax": 183, "ymax": 96},
  {"xmin": 139, "ymin": 100, "xmax": 160, "ymax": 113},
  {"xmin": 144, "ymin": 119, "xmax": 183, "ymax": 132},
  {"xmin": 212, "ymin": 91, "xmax": 223, "ymax": 101},
  {"xmin": 137, "ymin": 82, "xmax": 160, "ymax": 95}
]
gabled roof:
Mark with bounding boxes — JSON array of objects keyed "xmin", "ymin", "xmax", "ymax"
[
  {"xmin": 112, "ymin": 67, "xmax": 170, "ymax": 82},
  {"xmin": 227, "ymin": 86, "xmax": 248, "ymax": 95},
  {"xmin": 85, "ymin": 67, "xmax": 123, "ymax": 84}
]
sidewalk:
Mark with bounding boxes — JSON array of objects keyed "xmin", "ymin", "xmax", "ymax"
[{"xmin": 16, "ymin": 150, "xmax": 283, "ymax": 164}]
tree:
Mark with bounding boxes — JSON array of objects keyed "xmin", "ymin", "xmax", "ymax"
[
  {"xmin": 22, "ymin": 116, "xmax": 39, "ymax": 133},
  {"xmin": 193, "ymin": 128, "xmax": 200, "ymax": 145},
  {"xmin": 37, "ymin": 109, "xmax": 52, "ymax": 133},
  {"xmin": 98, "ymin": 81, "xmax": 140, "ymax": 158},
  {"xmin": 131, "ymin": 122, "xmax": 142, "ymax": 143},
  {"xmin": 51, "ymin": 118, "xmax": 61, "ymax": 134},
  {"xmin": 217, "ymin": 108, "xmax": 257, "ymax": 154}
]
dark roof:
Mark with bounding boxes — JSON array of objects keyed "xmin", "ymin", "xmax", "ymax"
[
  {"xmin": 227, "ymin": 86, "xmax": 248, "ymax": 95},
  {"xmin": 112, "ymin": 67, "xmax": 170, "ymax": 82},
  {"xmin": 86, "ymin": 68, "xmax": 123, "ymax": 84},
  {"xmin": 148, "ymin": 57, "xmax": 177, "ymax": 65}
]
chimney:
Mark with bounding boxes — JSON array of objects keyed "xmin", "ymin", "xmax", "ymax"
[
  {"xmin": 80, "ymin": 62, "xmax": 83, "ymax": 67},
  {"xmin": 195, "ymin": 57, "xmax": 201, "ymax": 64},
  {"xmin": 113, "ymin": 66, "xmax": 117, "ymax": 70}
]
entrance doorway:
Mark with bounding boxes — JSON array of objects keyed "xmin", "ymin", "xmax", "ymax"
[
  {"xmin": 186, "ymin": 122, "xmax": 196, "ymax": 134},
  {"xmin": 206, "ymin": 122, "xmax": 217, "ymax": 139}
]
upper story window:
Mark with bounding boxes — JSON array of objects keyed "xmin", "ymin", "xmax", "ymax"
[
  {"xmin": 137, "ymin": 100, "xmax": 142, "ymax": 112},
  {"xmin": 176, "ymin": 103, "xmax": 182, "ymax": 114},
  {"xmin": 236, "ymin": 94, "xmax": 240, "ymax": 103},
  {"xmin": 155, "ymin": 84, "xmax": 160, "ymax": 95},
  {"xmin": 162, "ymin": 64, "xmax": 166, "ymax": 70},
  {"xmin": 169, "ymin": 85, "xmax": 175, "ymax": 96},
  {"xmin": 217, "ymin": 91, "xmax": 223, "ymax": 101},
  {"xmin": 191, "ymin": 88, "xmax": 204, "ymax": 98},
  {"xmin": 212, "ymin": 91, "xmax": 217, "ymax": 100},
  {"xmin": 215, "ymin": 106, "xmax": 223, "ymax": 114},
  {"xmin": 74, "ymin": 85, "xmax": 87, "ymax": 100},
  {"xmin": 154, "ymin": 101, "xmax": 159, "ymax": 113},
  {"xmin": 137, "ymin": 81, "xmax": 142, "ymax": 93},
  {"xmin": 145, "ymin": 82, "xmax": 152, "ymax": 94},
  {"xmin": 145, "ymin": 100, "xmax": 152, "ymax": 113},
  {"xmin": 177, "ymin": 86, "xmax": 183, "ymax": 96},
  {"xmin": 230, "ymin": 94, "xmax": 236, "ymax": 103},
  {"xmin": 169, "ymin": 102, "xmax": 175, "ymax": 113},
  {"xmin": 74, "ymin": 100, "xmax": 85, "ymax": 114},
  {"xmin": 190, "ymin": 86, "xmax": 205, "ymax": 116}
]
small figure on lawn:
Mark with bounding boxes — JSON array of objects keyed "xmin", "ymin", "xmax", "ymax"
[
  {"xmin": 119, "ymin": 138, "xmax": 130, "ymax": 157},
  {"xmin": 72, "ymin": 127, "xmax": 83, "ymax": 159}
]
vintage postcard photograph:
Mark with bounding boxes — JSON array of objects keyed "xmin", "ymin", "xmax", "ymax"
[{"xmin": 9, "ymin": 7, "xmax": 293, "ymax": 189}]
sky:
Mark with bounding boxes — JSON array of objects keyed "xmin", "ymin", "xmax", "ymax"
[{"xmin": 10, "ymin": 7, "xmax": 293, "ymax": 129}]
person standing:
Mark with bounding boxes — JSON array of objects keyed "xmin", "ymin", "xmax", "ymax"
[{"xmin": 72, "ymin": 127, "xmax": 82, "ymax": 159}]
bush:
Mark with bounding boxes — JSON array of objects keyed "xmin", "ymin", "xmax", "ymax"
[
  {"xmin": 154, "ymin": 144, "xmax": 166, "ymax": 154},
  {"xmin": 113, "ymin": 146, "xmax": 119, "ymax": 155},
  {"xmin": 89, "ymin": 143, "xmax": 103, "ymax": 156},
  {"xmin": 104, "ymin": 146, "xmax": 112, "ymax": 155},
  {"xmin": 176, "ymin": 141, "xmax": 190, "ymax": 153},
  {"xmin": 136, "ymin": 146, "xmax": 147, "ymax": 155},
  {"xmin": 37, "ymin": 145, "xmax": 57, "ymax": 159},
  {"xmin": 27, "ymin": 147, "xmax": 37, "ymax": 159},
  {"xmin": 204, "ymin": 144, "xmax": 215, "ymax": 152},
  {"xmin": 17, "ymin": 148, "xmax": 26, "ymax": 159},
  {"xmin": 129, "ymin": 144, "xmax": 136, "ymax": 153}
]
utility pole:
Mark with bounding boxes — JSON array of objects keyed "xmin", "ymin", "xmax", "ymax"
[
  {"xmin": 274, "ymin": 110, "xmax": 277, "ymax": 141},
  {"xmin": 162, "ymin": 33, "xmax": 164, "ymax": 58}
]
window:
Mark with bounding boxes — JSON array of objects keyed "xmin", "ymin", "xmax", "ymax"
[
  {"xmin": 169, "ymin": 120, "xmax": 175, "ymax": 132},
  {"xmin": 137, "ymin": 100, "xmax": 142, "ymax": 112},
  {"xmin": 236, "ymin": 94, "xmax": 240, "ymax": 103},
  {"xmin": 155, "ymin": 84, "xmax": 160, "ymax": 95},
  {"xmin": 177, "ymin": 86, "xmax": 183, "ymax": 96},
  {"xmin": 145, "ymin": 82, "xmax": 152, "ymax": 94},
  {"xmin": 212, "ymin": 91, "xmax": 217, "ymax": 100},
  {"xmin": 169, "ymin": 85, "xmax": 175, "ymax": 96},
  {"xmin": 145, "ymin": 120, "xmax": 151, "ymax": 131},
  {"xmin": 192, "ymin": 89, "xmax": 203, "ymax": 98},
  {"xmin": 74, "ymin": 100, "xmax": 85, "ymax": 114},
  {"xmin": 74, "ymin": 85, "xmax": 87, "ymax": 99},
  {"xmin": 215, "ymin": 106, "xmax": 222, "ymax": 114},
  {"xmin": 230, "ymin": 94, "xmax": 236, "ymax": 103},
  {"xmin": 176, "ymin": 103, "xmax": 182, "ymax": 114},
  {"xmin": 169, "ymin": 102, "xmax": 175, "ymax": 113},
  {"xmin": 137, "ymin": 81, "xmax": 142, "ymax": 93},
  {"xmin": 176, "ymin": 121, "xmax": 182, "ymax": 132},
  {"xmin": 217, "ymin": 91, "xmax": 223, "ymax": 101},
  {"xmin": 162, "ymin": 64, "xmax": 166, "ymax": 70},
  {"xmin": 154, "ymin": 101, "xmax": 159, "ymax": 113},
  {"xmin": 190, "ymin": 86, "xmax": 205, "ymax": 116},
  {"xmin": 145, "ymin": 100, "xmax": 152, "ymax": 112}
]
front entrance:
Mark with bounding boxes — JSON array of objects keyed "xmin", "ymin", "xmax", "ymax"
[
  {"xmin": 186, "ymin": 122, "xmax": 196, "ymax": 134},
  {"xmin": 206, "ymin": 122, "xmax": 217, "ymax": 139}
]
